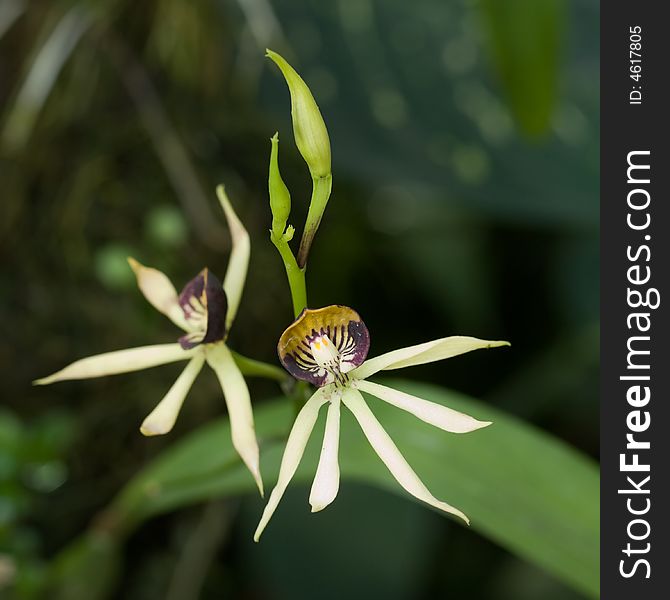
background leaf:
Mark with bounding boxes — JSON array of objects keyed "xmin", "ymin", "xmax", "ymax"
[
  {"xmin": 70, "ymin": 380, "xmax": 597, "ymax": 598},
  {"xmin": 478, "ymin": 0, "xmax": 565, "ymax": 136}
]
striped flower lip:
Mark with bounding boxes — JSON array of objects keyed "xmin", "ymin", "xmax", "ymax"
[
  {"xmin": 278, "ymin": 305, "xmax": 370, "ymax": 387},
  {"xmin": 178, "ymin": 268, "xmax": 228, "ymax": 349}
]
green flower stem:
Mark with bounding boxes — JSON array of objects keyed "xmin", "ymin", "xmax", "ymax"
[
  {"xmin": 230, "ymin": 350, "xmax": 287, "ymax": 382},
  {"xmin": 271, "ymin": 230, "xmax": 307, "ymax": 317},
  {"xmin": 297, "ymin": 174, "xmax": 332, "ymax": 269}
]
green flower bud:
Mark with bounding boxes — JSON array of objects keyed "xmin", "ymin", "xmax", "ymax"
[
  {"xmin": 268, "ymin": 133, "xmax": 291, "ymax": 238},
  {"xmin": 266, "ymin": 49, "xmax": 331, "ymax": 178}
]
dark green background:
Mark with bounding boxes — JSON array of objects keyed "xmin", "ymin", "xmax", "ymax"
[{"xmin": 1, "ymin": 0, "xmax": 598, "ymax": 598}]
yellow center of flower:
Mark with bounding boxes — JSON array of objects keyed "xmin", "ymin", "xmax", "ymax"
[{"xmin": 309, "ymin": 334, "xmax": 350, "ymax": 386}]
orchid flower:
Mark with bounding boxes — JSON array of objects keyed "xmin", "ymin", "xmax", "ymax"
[
  {"xmin": 35, "ymin": 187, "xmax": 263, "ymax": 494},
  {"xmin": 254, "ymin": 305, "xmax": 509, "ymax": 540}
]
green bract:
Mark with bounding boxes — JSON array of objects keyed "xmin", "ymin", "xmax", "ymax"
[{"xmin": 268, "ymin": 133, "xmax": 292, "ymax": 239}]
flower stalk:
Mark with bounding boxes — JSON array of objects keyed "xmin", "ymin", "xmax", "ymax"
[
  {"xmin": 297, "ymin": 173, "xmax": 332, "ymax": 269},
  {"xmin": 270, "ymin": 231, "xmax": 307, "ymax": 318},
  {"xmin": 266, "ymin": 49, "xmax": 333, "ymax": 304},
  {"xmin": 229, "ymin": 350, "xmax": 287, "ymax": 383},
  {"xmin": 268, "ymin": 133, "xmax": 307, "ymax": 316}
]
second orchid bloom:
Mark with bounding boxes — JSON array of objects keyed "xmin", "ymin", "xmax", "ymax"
[
  {"xmin": 35, "ymin": 187, "xmax": 264, "ymax": 495},
  {"xmin": 254, "ymin": 305, "xmax": 509, "ymax": 541}
]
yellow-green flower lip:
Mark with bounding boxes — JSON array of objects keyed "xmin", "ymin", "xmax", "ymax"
[{"xmin": 277, "ymin": 305, "xmax": 370, "ymax": 387}]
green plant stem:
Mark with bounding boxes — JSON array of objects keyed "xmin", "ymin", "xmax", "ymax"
[
  {"xmin": 271, "ymin": 231, "xmax": 307, "ymax": 317},
  {"xmin": 230, "ymin": 351, "xmax": 287, "ymax": 382},
  {"xmin": 297, "ymin": 174, "xmax": 332, "ymax": 269}
]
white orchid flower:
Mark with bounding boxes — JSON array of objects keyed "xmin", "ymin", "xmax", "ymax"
[
  {"xmin": 35, "ymin": 187, "xmax": 263, "ymax": 495},
  {"xmin": 254, "ymin": 305, "xmax": 509, "ymax": 540}
]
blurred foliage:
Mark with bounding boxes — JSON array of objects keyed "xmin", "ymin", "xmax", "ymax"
[
  {"xmin": 0, "ymin": 409, "xmax": 75, "ymax": 597},
  {"xmin": 1, "ymin": 0, "xmax": 598, "ymax": 598},
  {"xmin": 67, "ymin": 382, "xmax": 596, "ymax": 598},
  {"xmin": 478, "ymin": 0, "xmax": 564, "ymax": 137}
]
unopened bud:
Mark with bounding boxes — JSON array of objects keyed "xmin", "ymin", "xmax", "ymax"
[
  {"xmin": 266, "ymin": 49, "xmax": 331, "ymax": 178},
  {"xmin": 268, "ymin": 133, "xmax": 291, "ymax": 237}
]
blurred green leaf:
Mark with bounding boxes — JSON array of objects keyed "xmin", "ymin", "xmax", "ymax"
[
  {"xmin": 47, "ymin": 532, "xmax": 121, "ymax": 600},
  {"xmin": 96, "ymin": 380, "xmax": 597, "ymax": 598},
  {"xmin": 478, "ymin": 0, "xmax": 565, "ymax": 136},
  {"xmin": 238, "ymin": 483, "xmax": 443, "ymax": 600},
  {"xmin": 0, "ymin": 410, "xmax": 23, "ymax": 454},
  {"xmin": 2, "ymin": 6, "xmax": 92, "ymax": 152},
  {"xmin": 0, "ymin": 0, "xmax": 24, "ymax": 41}
]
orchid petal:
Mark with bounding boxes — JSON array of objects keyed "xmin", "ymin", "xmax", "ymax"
[
  {"xmin": 217, "ymin": 186, "xmax": 250, "ymax": 329},
  {"xmin": 309, "ymin": 395, "xmax": 341, "ymax": 512},
  {"xmin": 34, "ymin": 344, "xmax": 196, "ymax": 385},
  {"xmin": 342, "ymin": 387, "xmax": 470, "ymax": 524},
  {"xmin": 352, "ymin": 336, "xmax": 510, "ymax": 379},
  {"xmin": 356, "ymin": 380, "xmax": 491, "ymax": 433},
  {"xmin": 140, "ymin": 354, "xmax": 205, "ymax": 436},
  {"xmin": 206, "ymin": 343, "xmax": 262, "ymax": 495},
  {"xmin": 127, "ymin": 257, "xmax": 189, "ymax": 331},
  {"xmin": 254, "ymin": 387, "xmax": 330, "ymax": 541}
]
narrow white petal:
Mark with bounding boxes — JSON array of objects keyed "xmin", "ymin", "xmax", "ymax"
[
  {"xmin": 140, "ymin": 354, "xmax": 205, "ymax": 436},
  {"xmin": 206, "ymin": 343, "xmax": 263, "ymax": 495},
  {"xmin": 127, "ymin": 257, "xmax": 189, "ymax": 331},
  {"xmin": 341, "ymin": 388, "xmax": 470, "ymax": 524},
  {"xmin": 34, "ymin": 344, "xmax": 196, "ymax": 385},
  {"xmin": 356, "ymin": 380, "xmax": 491, "ymax": 433},
  {"xmin": 254, "ymin": 387, "xmax": 330, "ymax": 541},
  {"xmin": 217, "ymin": 186, "xmax": 250, "ymax": 329},
  {"xmin": 352, "ymin": 336, "xmax": 510, "ymax": 379},
  {"xmin": 309, "ymin": 396, "xmax": 341, "ymax": 512}
]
